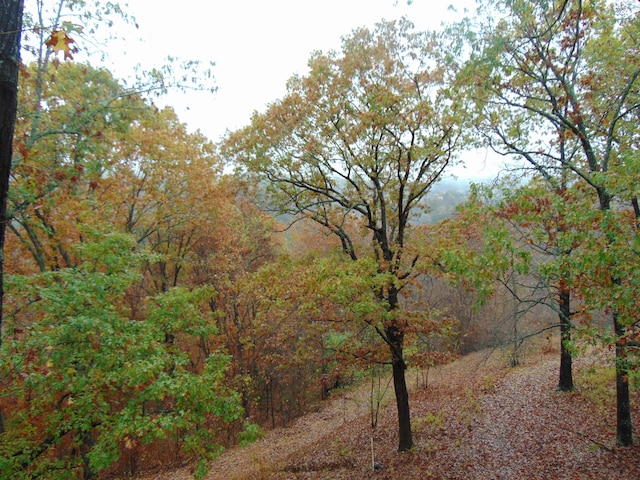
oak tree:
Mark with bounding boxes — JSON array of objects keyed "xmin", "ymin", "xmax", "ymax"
[
  {"xmin": 0, "ymin": 0, "xmax": 24, "ymax": 352},
  {"xmin": 460, "ymin": 0, "xmax": 640, "ymax": 445},
  {"xmin": 225, "ymin": 18, "xmax": 464, "ymax": 451}
]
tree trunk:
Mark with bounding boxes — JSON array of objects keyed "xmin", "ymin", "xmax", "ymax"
[
  {"xmin": 0, "ymin": 0, "xmax": 24, "ymax": 349},
  {"xmin": 0, "ymin": 3, "xmax": 22, "ymax": 448},
  {"xmin": 385, "ymin": 316, "xmax": 413, "ymax": 451},
  {"xmin": 384, "ymin": 285, "xmax": 413, "ymax": 451},
  {"xmin": 599, "ymin": 193, "xmax": 633, "ymax": 446},
  {"xmin": 557, "ymin": 285, "xmax": 574, "ymax": 391},
  {"xmin": 614, "ymin": 311, "xmax": 633, "ymax": 446}
]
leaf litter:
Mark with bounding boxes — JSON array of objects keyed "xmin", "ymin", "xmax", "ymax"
[{"xmin": 136, "ymin": 344, "xmax": 640, "ymax": 480}]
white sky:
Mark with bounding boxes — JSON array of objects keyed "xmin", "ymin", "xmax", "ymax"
[
  {"xmin": 109, "ymin": 0, "xmax": 477, "ymax": 140},
  {"xmin": 97, "ymin": 0, "xmax": 502, "ymax": 180}
]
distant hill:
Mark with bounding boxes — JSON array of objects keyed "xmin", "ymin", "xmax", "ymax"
[{"xmin": 419, "ymin": 179, "xmax": 470, "ymax": 224}]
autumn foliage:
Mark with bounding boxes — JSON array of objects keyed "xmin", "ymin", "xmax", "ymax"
[{"xmin": 1, "ymin": 0, "xmax": 640, "ymax": 479}]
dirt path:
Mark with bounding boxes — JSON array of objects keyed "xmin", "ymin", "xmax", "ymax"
[
  {"xmin": 141, "ymin": 378, "xmax": 375, "ymax": 480},
  {"xmin": 433, "ymin": 352, "xmax": 639, "ymax": 480},
  {"xmin": 205, "ymin": 387, "xmax": 373, "ymax": 480},
  {"xmin": 447, "ymin": 359, "xmax": 592, "ymax": 479},
  {"xmin": 139, "ymin": 348, "xmax": 640, "ymax": 480}
]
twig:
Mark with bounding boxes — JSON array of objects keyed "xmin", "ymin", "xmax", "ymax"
[
  {"xmin": 371, "ymin": 436, "xmax": 375, "ymax": 471},
  {"xmin": 570, "ymin": 429, "xmax": 614, "ymax": 453}
]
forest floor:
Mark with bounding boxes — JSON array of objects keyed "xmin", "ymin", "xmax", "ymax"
[{"xmin": 139, "ymin": 340, "xmax": 640, "ymax": 479}]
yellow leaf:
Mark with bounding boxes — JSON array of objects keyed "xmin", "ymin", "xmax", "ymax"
[{"xmin": 45, "ymin": 30, "xmax": 76, "ymax": 60}]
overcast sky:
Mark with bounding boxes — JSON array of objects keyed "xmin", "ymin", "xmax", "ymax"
[
  {"xmin": 106, "ymin": 1, "xmax": 476, "ymax": 140},
  {"xmin": 94, "ymin": 0, "xmax": 504, "ymax": 180}
]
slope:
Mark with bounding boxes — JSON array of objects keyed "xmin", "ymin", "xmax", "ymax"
[{"xmin": 140, "ymin": 342, "xmax": 640, "ymax": 479}]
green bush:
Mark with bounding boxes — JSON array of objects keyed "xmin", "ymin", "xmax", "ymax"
[{"xmin": 0, "ymin": 233, "xmax": 243, "ymax": 479}]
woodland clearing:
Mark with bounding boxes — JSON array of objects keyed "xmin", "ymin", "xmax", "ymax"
[{"xmin": 135, "ymin": 340, "xmax": 640, "ymax": 480}]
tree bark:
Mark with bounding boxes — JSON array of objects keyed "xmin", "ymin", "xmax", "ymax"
[
  {"xmin": 387, "ymin": 323, "xmax": 413, "ymax": 451},
  {"xmin": 598, "ymin": 193, "xmax": 633, "ymax": 446},
  {"xmin": 557, "ymin": 285, "xmax": 574, "ymax": 391},
  {"xmin": 386, "ymin": 286, "xmax": 413, "ymax": 451},
  {"xmin": 0, "ymin": 0, "xmax": 24, "ymax": 350},
  {"xmin": 614, "ymin": 310, "xmax": 633, "ymax": 446}
]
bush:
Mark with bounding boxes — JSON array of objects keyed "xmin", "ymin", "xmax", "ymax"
[{"xmin": 0, "ymin": 233, "xmax": 243, "ymax": 479}]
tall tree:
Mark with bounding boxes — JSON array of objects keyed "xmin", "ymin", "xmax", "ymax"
[
  {"xmin": 434, "ymin": 176, "xmax": 586, "ymax": 389},
  {"xmin": 460, "ymin": 0, "xmax": 640, "ymax": 445},
  {"xmin": 500, "ymin": 177, "xmax": 580, "ymax": 392},
  {"xmin": 0, "ymin": 0, "xmax": 24, "ymax": 350},
  {"xmin": 224, "ymin": 18, "xmax": 464, "ymax": 451},
  {"xmin": 8, "ymin": 61, "xmax": 150, "ymax": 273},
  {"xmin": 0, "ymin": 0, "xmax": 23, "ymax": 440}
]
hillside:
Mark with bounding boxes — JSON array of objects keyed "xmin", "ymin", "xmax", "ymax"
[{"xmin": 141, "ymin": 343, "xmax": 640, "ymax": 479}]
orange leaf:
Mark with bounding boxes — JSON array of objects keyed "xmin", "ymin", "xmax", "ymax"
[{"xmin": 45, "ymin": 30, "xmax": 76, "ymax": 60}]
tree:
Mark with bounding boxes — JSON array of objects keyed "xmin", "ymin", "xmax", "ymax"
[
  {"xmin": 498, "ymin": 178, "xmax": 580, "ymax": 390},
  {"xmin": 224, "ymin": 18, "xmax": 464, "ymax": 451},
  {"xmin": 6, "ymin": 0, "xmax": 215, "ymax": 276},
  {"xmin": 0, "ymin": 232, "xmax": 243, "ymax": 479},
  {"xmin": 1, "ymin": 3, "xmax": 261, "ymax": 475},
  {"xmin": 460, "ymin": 0, "xmax": 640, "ymax": 445},
  {"xmin": 0, "ymin": 0, "xmax": 24, "ymax": 352},
  {"xmin": 6, "ymin": 59, "xmax": 228, "ymax": 279},
  {"xmin": 8, "ymin": 61, "xmax": 150, "ymax": 273},
  {"xmin": 435, "ymin": 177, "xmax": 590, "ymax": 388},
  {"xmin": 0, "ymin": 0, "xmax": 24, "ymax": 440}
]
